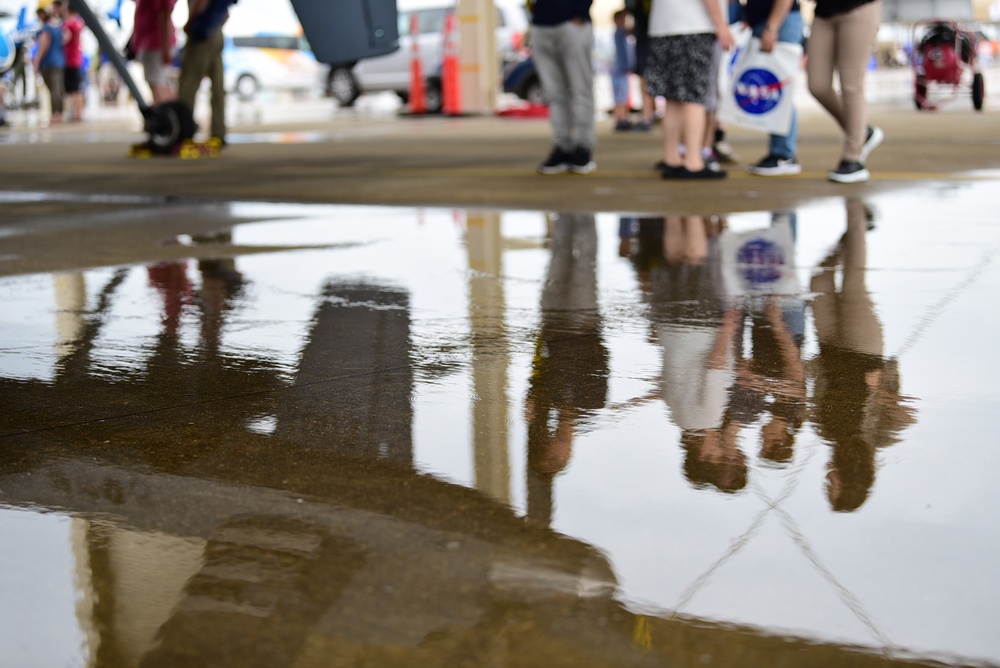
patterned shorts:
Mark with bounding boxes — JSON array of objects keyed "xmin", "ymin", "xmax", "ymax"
[{"xmin": 645, "ymin": 33, "xmax": 717, "ymax": 104}]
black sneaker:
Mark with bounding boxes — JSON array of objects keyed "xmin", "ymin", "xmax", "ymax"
[
  {"xmin": 860, "ymin": 126, "xmax": 884, "ymax": 163},
  {"xmin": 568, "ymin": 146, "xmax": 596, "ymax": 174},
  {"xmin": 614, "ymin": 119, "xmax": 633, "ymax": 132},
  {"xmin": 538, "ymin": 146, "xmax": 571, "ymax": 174},
  {"xmin": 658, "ymin": 162, "xmax": 682, "ymax": 178},
  {"xmin": 748, "ymin": 154, "xmax": 802, "ymax": 176},
  {"xmin": 672, "ymin": 165, "xmax": 727, "ymax": 180},
  {"xmin": 828, "ymin": 160, "xmax": 869, "ymax": 183}
]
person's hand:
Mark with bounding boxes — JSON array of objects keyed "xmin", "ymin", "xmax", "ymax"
[
  {"xmin": 717, "ymin": 25, "xmax": 734, "ymax": 51},
  {"xmin": 760, "ymin": 27, "xmax": 777, "ymax": 53},
  {"xmin": 571, "ymin": 17, "xmax": 584, "ymax": 26},
  {"xmin": 161, "ymin": 47, "xmax": 171, "ymax": 65}
]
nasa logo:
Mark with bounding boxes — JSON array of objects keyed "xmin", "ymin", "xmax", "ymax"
[
  {"xmin": 737, "ymin": 238, "xmax": 785, "ymax": 285},
  {"xmin": 733, "ymin": 68, "xmax": 783, "ymax": 115}
]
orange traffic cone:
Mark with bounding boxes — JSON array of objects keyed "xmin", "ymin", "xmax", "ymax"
[
  {"xmin": 442, "ymin": 12, "xmax": 461, "ymax": 115},
  {"xmin": 408, "ymin": 14, "xmax": 427, "ymax": 114}
]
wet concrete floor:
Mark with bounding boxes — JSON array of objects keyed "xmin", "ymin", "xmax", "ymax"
[{"xmin": 2, "ymin": 179, "xmax": 1000, "ymax": 667}]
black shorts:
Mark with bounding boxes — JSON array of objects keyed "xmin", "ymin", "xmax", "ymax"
[
  {"xmin": 645, "ymin": 33, "xmax": 716, "ymax": 104},
  {"xmin": 64, "ymin": 67, "xmax": 82, "ymax": 94}
]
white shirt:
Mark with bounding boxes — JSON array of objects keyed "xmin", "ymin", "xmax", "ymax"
[
  {"xmin": 648, "ymin": 0, "xmax": 727, "ymax": 37},
  {"xmin": 659, "ymin": 323, "xmax": 736, "ymax": 432}
]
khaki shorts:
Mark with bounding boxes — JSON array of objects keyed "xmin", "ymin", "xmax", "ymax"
[{"xmin": 138, "ymin": 50, "xmax": 174, "ymax": 88}]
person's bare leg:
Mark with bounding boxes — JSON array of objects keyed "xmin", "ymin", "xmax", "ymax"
[
  {"xmin": 70, "ymin": 91, "xmax": 84, "ymax": 120},
  {"xmin": 663, "ymin": 100, "xmax": 684, "ymax": 166},
  {"xmin": 683, "ymin": 215, "xmax": 708, "ymax": 262},
  {"xmin": 682, "ymin": 102, "xmax": 707, "ymax": 171},
  {"xmin": 663, "ymin": 215, "xmax": 684, "ymax": 264}
]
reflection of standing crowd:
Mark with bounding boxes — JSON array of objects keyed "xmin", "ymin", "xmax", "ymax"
[
  {"xmin": 616, "ymin": 200, "xmax": 916, "ymax": 510},
  {"xmin": 530, "ymin": 0, "xmax": 885, "ymax": 183},
  {"xmin": 525, "ymin": 201, "xmax": 916, "ymax": 514}
]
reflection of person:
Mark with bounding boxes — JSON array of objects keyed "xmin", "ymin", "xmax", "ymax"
[
  {"xmin": 531, "ymin": 0, "xmax": 597, "ymax": 174},
  {"xmin": 809, "ymin": 198, "xmax": 916, "ymax": 511},
  {"xmin": 132, "ymin": 0, "xmax": 177, "ymax": 104},
  {"xmin": 197, "ymin": 257, "xmax": 244, "ymax": 354},
  {"xmin": 807, "ymin": 0, "xmax": 884, "ymax": 183},
  {"xmin": 645, "ymin": 215, "xmax": 746, "ymax": 492},
  {"xmin": 645, "ymin": 0, "xmax": 734, "ymax": 179},
  {"xmin": 178, "ymin": 0, "xmax": 229, "ymax": 144},
  {"xmin": 730, "ymin": 299, "xmax": 806, "ymax": 464},
  {"xmin": 717, "ymin": 210, "xmax": 806, "ymax": 465},
  {"xmin": 526, "ymin": 213, "xmax": 608, "ymax": 525},
  {"xmin": 629, "ymin": 212, "xmax": 809, "ymax": 493},
  {"xmin": 32, "ymin": 6, "xmax": 65, "ymax": 124}
]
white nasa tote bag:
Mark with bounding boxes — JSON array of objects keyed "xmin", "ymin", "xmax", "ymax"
[{"xmin": 718, "ymin": 37, "xmax": 802, "ymax": 135}]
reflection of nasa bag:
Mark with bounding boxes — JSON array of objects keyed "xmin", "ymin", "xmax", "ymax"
[
  {"xmin": 718, "ymin": 37, "xmax": 802, "ymax": 135},
  {"xmin": 718, "ymin": 220, "xmax": 799, "ymax": 300}
]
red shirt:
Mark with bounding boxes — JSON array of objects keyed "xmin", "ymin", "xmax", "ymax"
[
  {"xmin": 132, "ymin": 0, "xmax": 176, "ymax": 53},
  {"xmin": 63, "ymin": 15, "xmax": 84, "ymax": 68}
]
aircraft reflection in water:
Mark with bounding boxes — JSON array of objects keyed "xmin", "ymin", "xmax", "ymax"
[
  {"xmin": 619, "ymin": 198, "xmax": 916, "ymax": 508},
  {"xmin": 0, "ymin": 201, "xmax": 929, "ymax": 667}
]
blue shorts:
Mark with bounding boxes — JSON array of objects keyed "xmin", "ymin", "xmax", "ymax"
[{"xmin": 612, "ymin": 71, "xmax": 629, "ymax": 105}]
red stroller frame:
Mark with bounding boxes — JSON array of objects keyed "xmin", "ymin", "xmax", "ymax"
[{"xmin": 912, "ymin": 19, "xmax": 985, "ymax": 111}]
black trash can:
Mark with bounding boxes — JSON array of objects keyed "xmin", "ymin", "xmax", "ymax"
[{"xmin": 290, "ymin": 0, "xmax": 399, "ymax": 64}]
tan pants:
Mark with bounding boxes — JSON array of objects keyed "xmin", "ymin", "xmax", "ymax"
[
  {"xmin": 177, "ymin": 29, "xmax": 226, "ymax": 140},
  {"xmin": 806, "ymin": 1, "xmax": 881, "ymax": 163}
]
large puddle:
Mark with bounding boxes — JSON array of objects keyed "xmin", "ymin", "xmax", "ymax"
[{"xmin": 2, "ymin": 183, "xmax": 999, "ymax": 667}]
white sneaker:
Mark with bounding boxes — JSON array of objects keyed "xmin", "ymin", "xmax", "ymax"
[
  {"xmin": 748, "ymin": 154, "xmax": 802, "ymax": 176},
  {"xmin": 828, "ymin": 160, "xmax": 869, "ymax": 184},
  {"xmin": 860, "ymin": 126, "xmax": 884, "ymax": 163}
]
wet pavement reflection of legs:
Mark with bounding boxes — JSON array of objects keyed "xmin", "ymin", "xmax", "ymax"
[{"xmin": 2, "ymin": 184, "xmax": 1000, "ymax": 667}]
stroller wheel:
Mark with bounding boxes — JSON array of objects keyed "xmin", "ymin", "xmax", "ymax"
[
  {"xmin": 145, "ymin": 102, "xmax": 197, "ymax": 154},
  {"xmin": 973, "ymin": 72, "xmax": 984, "ymax": 111}
]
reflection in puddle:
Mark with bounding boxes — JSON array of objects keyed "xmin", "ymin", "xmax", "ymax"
[{"xmin": 2, "ymin": 185, "xmax": 1000, "ymax": 667}]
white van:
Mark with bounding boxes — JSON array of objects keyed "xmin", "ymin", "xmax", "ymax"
[
  {"xmin": 223, "ymin": 34, "xmax": 323, "ymax": 100},
  {"xmin": 325, "ymin": 0, "xmax": 528, "ymax": 111}
]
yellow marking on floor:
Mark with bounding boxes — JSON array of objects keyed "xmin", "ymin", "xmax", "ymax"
[{"xmin": 0, "ymin": 166, "xmax": 996, "ymax": 183}]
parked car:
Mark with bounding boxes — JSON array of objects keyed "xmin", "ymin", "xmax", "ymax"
[
  {"xmin": 502, "ymin": 55, "xmax": 543, "ymax": 103},
  {"xmin": 325, "ymin": 0, "xmax": 528, "ymax": 111},
  {"xmin": 223, "ymin": 33, "xmax": 323, "ymax": 100}
]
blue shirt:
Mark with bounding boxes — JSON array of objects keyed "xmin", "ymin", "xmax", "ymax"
[{"xmin": 38, "ymin": 23, "xmax": 64, "ymax": 69}]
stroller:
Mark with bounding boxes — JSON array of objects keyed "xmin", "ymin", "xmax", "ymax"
[{"xmin": 912, "ymin": 19, "xmax": 985, "ymax": 111}]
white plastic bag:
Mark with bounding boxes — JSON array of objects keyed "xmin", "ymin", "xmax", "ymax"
[{"xmin": 718, "ymin": 37, "xmax": 802, "ymax": 135}]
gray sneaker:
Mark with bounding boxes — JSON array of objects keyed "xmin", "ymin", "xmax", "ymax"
[{"xmin": 748, "ymin": 154, "xmax": 802, "ymax": 176}]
